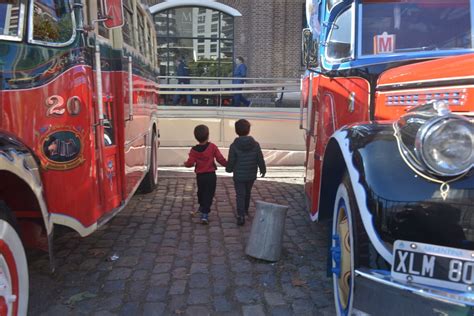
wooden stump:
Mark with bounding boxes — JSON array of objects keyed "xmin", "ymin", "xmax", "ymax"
[{"xmin": 245, "ymin": 200, "xmax": 288, "ymax": 262}]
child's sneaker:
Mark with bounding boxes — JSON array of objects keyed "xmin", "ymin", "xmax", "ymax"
[{"xmin": 200, "ymin": 213, "xmax": 209, "ymax": 225}]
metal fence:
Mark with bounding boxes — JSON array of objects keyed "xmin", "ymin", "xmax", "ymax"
[{"xmin": 156, "ymin": 76, "xmax": 301, "ymax": 107}]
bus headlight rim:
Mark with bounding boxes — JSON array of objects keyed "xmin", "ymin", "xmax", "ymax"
[{"xmin": 415, "ymin": 115, "xmax": 474, "ymax": 177}]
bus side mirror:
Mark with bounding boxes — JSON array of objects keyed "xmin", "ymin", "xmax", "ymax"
[
  {"xmin": 302, "ymin": 28, "xmax": 319, "ymax": 68},
  {"xmin": 103, "ymin": 0, "xmax": 124, "ymax": 29}
]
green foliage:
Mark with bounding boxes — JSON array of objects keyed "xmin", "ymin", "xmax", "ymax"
[
  {"xmin": 188, "ymin": 59, "xmax": 233, "ymax": 77},
  {"xmin": 33, "ymin": 12, "xmax": 72, "ymax": 43}
]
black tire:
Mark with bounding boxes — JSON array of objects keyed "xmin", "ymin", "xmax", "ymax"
[
  {"xmin": 0, "ymin": 201, "xmax": 29, "ymax": 315},
  {"xmin": 139, "ymin": 130, "xmax": 159, "ymax": 193},
  {"xmin": 330, "ymin": 174, "xmax": 369, "ymax": 316}
]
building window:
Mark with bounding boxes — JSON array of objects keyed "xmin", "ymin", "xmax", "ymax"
[
  {"xmin": 123, "ymin": 0, "xmax": 134, "ymax": 45},
  {"xmin": 138, "ymin": 14, "xmax": 146, "ymax": 55},
  {"xmin": 153, "ymin": 7, "xmax": 234, "ymax": 78}
]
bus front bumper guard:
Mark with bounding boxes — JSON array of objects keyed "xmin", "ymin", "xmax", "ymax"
[{"xmin": 353, "ymin": 268, "xmax": 474, "ymax": 315}]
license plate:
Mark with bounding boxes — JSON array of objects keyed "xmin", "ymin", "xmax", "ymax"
[{"xmin": 391, "ymin": 240, "xmax": 474, "ymax": 292}]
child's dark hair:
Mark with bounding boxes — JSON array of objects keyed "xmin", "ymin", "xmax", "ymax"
[
  {"xmin": 237, "ymin": 56, "xmax": 244, "ymax": 63},
  {"xmin": 235, "ymin": 119, "xmax": 250, "ymax": 136},
  {"xmin": 194, "ymin": 125, "xmax": 209, "ymax": 143}
]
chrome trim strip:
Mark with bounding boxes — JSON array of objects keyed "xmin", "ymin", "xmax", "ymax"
[
  {"xmin": 355, "ymin": 268, "xmax": 474, "ymax": 307},
  {"xmin": 50, "ymin": 213, "xmax": 97, "ymax": 237},
  {"xmin": 27, "ymin": 0, "xmax": 77, "ymax": 47},
  {"xmin": 377, "ymin": 76, "xmax": 474, "ymax": 91},
  {"xmin": 124, "ymin": 131, "xmax": 148, "ymax": 148}
]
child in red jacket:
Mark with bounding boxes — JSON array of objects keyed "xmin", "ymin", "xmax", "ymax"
[{"xmin": 184, "ymin": 125, "xmax": 227, "ymax": 224}]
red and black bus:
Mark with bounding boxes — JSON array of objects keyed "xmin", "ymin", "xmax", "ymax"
[{"xmin": 0, "ymin": 0, "xmax": 160, "ymax": 313}]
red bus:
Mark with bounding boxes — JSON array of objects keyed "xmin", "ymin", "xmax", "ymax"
[{"xmin": 0, "ymin": 0, "xmax": 159, "ymax": 313}]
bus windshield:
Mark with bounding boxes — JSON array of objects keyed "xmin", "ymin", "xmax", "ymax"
[
  {"xmin": 360, "ymin": 0, "xmax": 474, "ymax": 56},
  {"xmin": 0, "ymin": 0, "xmax": 23, "ymax": 39}
]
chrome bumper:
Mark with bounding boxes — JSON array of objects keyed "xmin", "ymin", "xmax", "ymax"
[{"xmin": 354, "ymin": 269, "xmax": 474, "ymax": 316}]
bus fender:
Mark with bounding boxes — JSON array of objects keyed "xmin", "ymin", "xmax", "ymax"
[{"xmin": 320, "ymin": 122, "xmax": 474, "ymax": 265}]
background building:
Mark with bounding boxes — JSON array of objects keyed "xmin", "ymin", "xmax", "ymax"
[{"xmin": 147, "ymin": 0, "xmax": 306, "ymax": 80}]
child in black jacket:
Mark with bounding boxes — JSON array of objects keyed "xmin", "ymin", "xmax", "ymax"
[{"xmin": 226, "ymin": 119, "xmax": 266, "ymax": 226}]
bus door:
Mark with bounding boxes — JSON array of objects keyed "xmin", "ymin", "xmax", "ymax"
[
  {"xmin": 94, "ymin": 44, "xmax": 122, "ymax": 212},
  {"xmin": 123, "ymin": 56, "xmax": 148, "ymax": 196}
]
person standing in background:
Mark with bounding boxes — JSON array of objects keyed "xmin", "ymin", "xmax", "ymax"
[
  {"xmin": 232, "ymin": 57, "xmax": 251, "ymax": 107},
  {"xmin": 173, "ymin": 57, "xmax": 192, "ymax": 105}
]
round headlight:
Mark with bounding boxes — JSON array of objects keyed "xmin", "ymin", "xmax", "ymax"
[{"xmin": 416, "ymin": 116, "xmax": 474, "ymax": 176}]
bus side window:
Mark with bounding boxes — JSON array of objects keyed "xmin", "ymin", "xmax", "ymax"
[
  {"xmin": 32, "ymin": 0, "xmax": 74, "ymax": 43},
  {"xmin": 326, "ymin": 7, "xmax": 353, "ymax": 62}
]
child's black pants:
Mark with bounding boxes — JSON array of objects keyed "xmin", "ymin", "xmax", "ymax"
[
  {"xmin": 234, "ymin": 179, "xmax": 255, "ymax": 217},
  {"xmin": 197, "ymin": 172, "xmax": 217, "ymax": 214}
]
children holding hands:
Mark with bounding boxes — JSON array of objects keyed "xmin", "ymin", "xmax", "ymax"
[{"xmin": 185, "ymin": 119, "xmax": 266, "ymax": 226}]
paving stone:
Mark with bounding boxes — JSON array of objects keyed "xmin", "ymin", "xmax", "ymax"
[
  {"xmin": 292, "ymin": 298, "xmax": 316, "ymax": 315},
  {"xmin": 185, "ymin": 306, "xmax": 211, "ymax": 316},
  {"xmin": 264, "ymin": 292, "xmax": 286, "ymax": 306},
  {"xmin": 143, "ymin": 302, "xmax": 166, "ymax": 316},
  {"xmin": 152, "ymin": 263, "xmax": 172, "ymax": 273},
  {"xmin": 213, "ymin": 296, "xmax": 233, "ymax": 312},
  {"xmin": 190, "ymin": 263, "xmax": 209, "ymax": 274},
  {"xmin": 132, "ymin": 270, "xmax": 150, "ymax": 281},
  {"xmin": 242, "ymin": 304, "xmax": 266, "ymax": 316},
  {"xmin": 149, "ymin": 273, "xmax": 170, "ymax": 286},
  {"xmin": 102, "ymin": 280, "xmax": 125, "ymax": 293},
  {"xmin": 187, "ymin": 289, "xmax": 211, "ymax": 304},
  {"xmin": 270, "ymin": 305, "xmax": 293, "ymax": 316},
  {"xmin": 169, "ymin": 280, "xmax": 187, "ymax": 295},
  {"xmin": 119, "ymin": 302, "xmax": 139, "ymax": 316},
  {"xmin": 189, "ymin": 273, "xmax": 210, "ymax": 288},
  {"xmin": 234, "ymin": 287, "xmax": 261, "ymax": 304},
  {"xmin": 146, "ymin": 286, "xmax": 168, "ymax": 302},
  {"xmin": 106, "ymin": 268, "xmax": 132, "ymax": 281},
  {"xmin": 115, "ymin": 256, "xmax": 139, "ymax": 267},
  {"xmin": 172, "ymin": 267, "xmax": 189, "ymax": 279},
  {"xmin": 167, "ymin": 294, "xmax": 187, "ymax": 312}
]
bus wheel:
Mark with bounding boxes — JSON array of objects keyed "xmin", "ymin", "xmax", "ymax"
[
  {"xmin": 140, "ymin": 130, "xmax": 159, "ymax": 193},
  {"xmin": 0, "ymin": 202, "xmax": 29, "ymax": 316},
  {"xmin": 331, "ymin": 174, "xmax": 369, "ymax": 316},
  {"xmin": 331, "ymin": 176, "xmax": 355, "ymax": 316}
]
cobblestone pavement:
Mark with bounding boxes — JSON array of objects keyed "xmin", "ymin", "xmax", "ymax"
[{"xmin": 28, "ymin": 168, "xmax": 334, "ymax": 315}]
